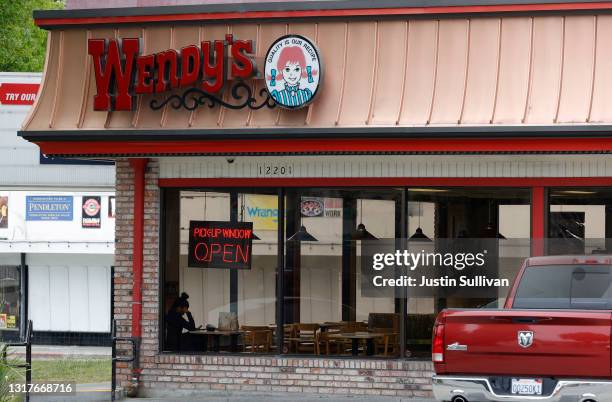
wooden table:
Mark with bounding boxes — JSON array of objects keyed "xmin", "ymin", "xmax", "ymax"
[
  {"xmin": 329, "ymin": 332, "xmax": 385, "ymax": 356},
  {"xmin": 189, "ymin": 330, "xmax": 243, "ymax": 352}
]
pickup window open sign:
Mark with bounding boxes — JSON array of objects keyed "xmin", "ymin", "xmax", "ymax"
[
  {"xmin": 188, "ymin": 221, "xmax": 253, "ymax": 270},
  {"xmin": 511, "ymin": 378, "xmax": 543, "ymax": 395}
]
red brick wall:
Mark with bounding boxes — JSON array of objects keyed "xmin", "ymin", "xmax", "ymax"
[{"xmin": 113, "ymin": 158, "xmax": 434, "ymax": 398}]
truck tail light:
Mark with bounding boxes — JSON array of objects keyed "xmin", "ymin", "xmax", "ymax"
[
  {"xmin": 572, "ymin": 256, "xmax": 611, "ymax": 265},
  {"xmin": 432, "ymin": 311, "xmax": 446, "ymax": 363}
]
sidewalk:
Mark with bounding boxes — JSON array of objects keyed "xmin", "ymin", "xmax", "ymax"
[
  {"xmin": 130, "ymin": 396, "xmax": 437, "ymax": 402},
  {"xmin": 7, "ymin": 345, "xmax": 111, "ymax": 359},
  {"xmin": 32, "ymin": 389, "xmax": 437, "ymax": 402}
]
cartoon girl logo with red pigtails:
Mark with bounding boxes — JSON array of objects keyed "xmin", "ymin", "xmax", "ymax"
[{"xmin": 264, "ymin": 35, "xmax": 322, "ymax": 109}]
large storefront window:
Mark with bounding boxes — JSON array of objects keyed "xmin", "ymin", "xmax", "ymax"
[
  {"xmin": 548, "ymin": 188, "xmax": 612, "ymax": 255},
  {"xmin": 405, "ymin": 188, "xmax": 531, "ymax": 352},
  {"xmin": 162, "ymin": 186, "xmax": 533, "ymax": 357},
  {"xmin": 0, "ymin": 265, "xmax": 21, "ymax": 335},
  {"xmin": 162, "ymin": 189, "xmax": 278, "ymax": 353},
  {"xmin": 282, "ymin": 188, "xmax": 401, "ymax": 357}
]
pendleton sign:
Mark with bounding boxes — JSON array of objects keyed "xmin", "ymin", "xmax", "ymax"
[{"xmin": 87, "ymin": 34, "xmax": 321, "ymax": 112}]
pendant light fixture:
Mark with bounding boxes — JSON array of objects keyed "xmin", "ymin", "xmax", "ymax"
[
  {"xmin": 351, "ymin": 198, "xmax": 378, "ymax": 240},
  {"xmin": 409, "ymin": 202, "xmax": 432, "ymax": 242},
  {"xmin": 287, "ymin": 198, "xmax": 318, "ymax": 242},
  {"xmin": 240, "ymin": 193, "xmax": 260, "ymax": 240},
  {"xmin": 484, "ymin": 200, "xmax": 506, "ymax": 239},
  {"xmin": 287, "ymin": 225, "xmax": 318, "ymax": 242}
]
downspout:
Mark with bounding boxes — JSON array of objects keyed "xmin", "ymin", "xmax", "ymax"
[{"xmin": 128, "ymin": 158, "xmax": 148, "ymax": 396}]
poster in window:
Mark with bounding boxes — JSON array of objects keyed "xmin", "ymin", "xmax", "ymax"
[
  {"xmin": 0, "ymin": 196, "xmax": 8, "ymax": 229},
  {"xmin": 244, "ymin": 194, "xmax": 278, "ymax": 230},
  {"xmin": 188, "ymin": 221, "xmax": 253, "ymax": 270},
  {"xmin": 26, "ymin": 195, "xmax": 73, "ymax": 221},
  {"xmin": 300, "ymin": 197, "xmax": 342, "ymax": 218},
  {"xmin": 108, "ymin": 196, "xmax": 116, "ymax": 218},
  {"xmin": 82, "ymin": 196, "xmax": 101, "ymax": 228},
  {"xmin": 300, "ymin": 198, "xmax": 324, "ymax": 217}
]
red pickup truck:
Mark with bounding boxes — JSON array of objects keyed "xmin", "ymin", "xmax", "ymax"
[{"xmin": 432, "ymin": 255, "xmax": 612, "ymax": 402}]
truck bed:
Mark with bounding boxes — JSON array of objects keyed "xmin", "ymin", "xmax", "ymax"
[{"xmin": 435, "ymin": 308, "xmax": 611, "ymax": 378}]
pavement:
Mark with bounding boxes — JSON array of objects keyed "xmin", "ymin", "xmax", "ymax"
[
  {"xmin": 31, "ymin": 390, "xmax": 437, "ymax": 402},
  {"xmin": 30, "ymin": 382, "xmax": 112, "ymax": 401},
  {"xmin": 7, "ymin": 344, "xmax": 111, "ymax": 359},
  {"xmin": 129, "ymin": 397, "xmax": 437, "ymax": 402}
]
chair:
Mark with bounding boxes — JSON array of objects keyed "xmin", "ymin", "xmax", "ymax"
[
  {"xmin": 321, "ymin": 321, "xmax": 346, "ymax": 332},
  {"xmin": 241, "ymin": 326, "xmax": 273, "ymax": 353},
  {"xmin": 368, "ymin": 313, "xmax": 399, "ymax": 333},
  {"xmin": 368, "ymin": 313, "xmax": 400, "ymax": 357},
  {"xmin": 345, "ymin": 321, "xmax": 369, "ymax": 332},
  {"xmin": 286, "ymin": 323, "xmax": 319, "ymax": 354},
  {"xmin": 371, "ymin": 327, "xmax": 399, "ymax": 357},
  {"xmin": 315, "ymin": 327, "xmax": 347, "ymax": 355},
  {"xmin": 333, "ymin": 322, "xmax": 365, "ymax": 355},
  {"xmin": 282, "ymin": 324, "xmax": 295, "ymax": 353}
]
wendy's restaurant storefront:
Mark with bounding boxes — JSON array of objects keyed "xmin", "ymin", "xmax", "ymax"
[{"xmin": 21, "ymin": 0, "xmax": 612, "ymax": 398}]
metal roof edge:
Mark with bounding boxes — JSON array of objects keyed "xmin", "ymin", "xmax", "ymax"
[
  {"xmin": 17, "ymin": 125, "xmax": 612, "ymax": 142},
  {"xmin": 33, "ymin": 1, "xmax": 612, "ymax": 19}
]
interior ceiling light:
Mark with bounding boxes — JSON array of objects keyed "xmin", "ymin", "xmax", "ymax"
[
  {"xmin": 287, "ymin": 225, "xmax": 318, "ymax": 242},
  {"xmin": 409, "ymin": 202, "xmax": 432, "ymax": 242},
  {"xmin": 558, "ymin": 190, "xmax": 597, "ymax": 195},
  {"xmin": 408, "ymin": 188, "xmax": 450, "ymax": 193},
  {"xmin": 485, "ymin": 200, "xmax": 506, "ymax": 239},
  {"xmin": 351, "ymin": 199, "xmax": 378, "ymax": 240}
]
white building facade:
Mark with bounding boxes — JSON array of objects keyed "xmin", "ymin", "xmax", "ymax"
[{"xmin": 0, "ymin": 72, "xmax": 115, "ymax": 345}]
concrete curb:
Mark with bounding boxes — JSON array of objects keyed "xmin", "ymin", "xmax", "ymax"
[{"xmin": 127, "ymin": 390, "xmax": 437, "ymax": 402}]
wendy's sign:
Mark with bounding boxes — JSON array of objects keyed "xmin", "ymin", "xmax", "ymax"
[
  {"xmin": 188, "ymin": 221, "xmax": 253, "ymax": 270},
  {"xmin": 88, "ymin": 34, "xmax": 322, "ymax": 112},
  {"xmin": 87, "ymin": 35, "xmax": 256, "ymax": 111},
  {"xmin": 264, "ymin": 35, "xmax": 321, "ymax": 109}
]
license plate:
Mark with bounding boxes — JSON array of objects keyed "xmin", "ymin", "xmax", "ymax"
[{"xmin": 511, "ymin": 378, "xmax": 543, "ymax": 395}]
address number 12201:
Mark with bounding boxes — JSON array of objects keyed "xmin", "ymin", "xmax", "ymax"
[{"xmin": 257, "ymin": 164, "xmax": 294, "ymax": 176}]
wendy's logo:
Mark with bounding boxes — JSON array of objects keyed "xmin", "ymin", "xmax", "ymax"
[{"xmin": 264, "ymin": 35, "xmax": 322, "ymax": 109}]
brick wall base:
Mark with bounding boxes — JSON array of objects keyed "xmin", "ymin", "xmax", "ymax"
[
  {"xmin": 113, "ymin": 158, "xmax": 435, "ymax": 398},
  {"xmin": 140, "ymin": 355, "xmax": 433, "ymax": 398}
]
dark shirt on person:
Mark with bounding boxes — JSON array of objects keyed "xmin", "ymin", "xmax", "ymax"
[{"xmin": 165, "ymin": 310, "xmax": 196, "ymax": 350}]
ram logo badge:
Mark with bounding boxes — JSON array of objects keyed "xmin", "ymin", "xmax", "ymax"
[
  {"xmin": 447, "ymin": 342, "xmax": 468, "ymax": 351},
  {"xmin": 518, "ymin": 331, "xmax": 534, "ymax": 348}
]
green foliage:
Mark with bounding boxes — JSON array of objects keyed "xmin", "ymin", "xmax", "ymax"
[
  {"xmin": 0, "ymin": 344, "xmax": 24, "ymax": 402},
  {"xmin": 31, "ymin": 358, "xmax": 111, "ymax": 384},
  {"xmin": 0, "ymin": 0, "xmax": 65, "ymax": 72}
]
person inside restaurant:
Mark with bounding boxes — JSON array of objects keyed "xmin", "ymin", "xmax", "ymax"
[{"xmin": 164, "ymin": 292, "xmax": 200, "ymax": 351}]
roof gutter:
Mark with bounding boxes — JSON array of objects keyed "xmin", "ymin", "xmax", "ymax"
[{"xmin": 33, "ymin": 1, "xmax": 612, "ymax": 28}]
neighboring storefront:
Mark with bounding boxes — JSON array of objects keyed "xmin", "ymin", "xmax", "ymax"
[
  {"xmin": 20, "ymin": 0, "xmax": 612, "ymax": 398},
  {"xmin": 0, "ymin": 73, "xmax": 116, "ymax": 345}
]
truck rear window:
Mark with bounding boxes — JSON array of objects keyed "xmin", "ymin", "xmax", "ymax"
[{"xmin": 513, "ymin": 265, "xmax": 612, "ymax": 309}]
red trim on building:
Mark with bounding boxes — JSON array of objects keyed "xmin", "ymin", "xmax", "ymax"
[
  {"xmin": 34, "ymin": 3, "xmax": 612, "ymax": 27},
  {"xmin": 32, "ymin": 137, "xmax": 612, "ymax": 156},
  {"xmin": 129, "ymin": 158, "xmax": 148, "ymax": 377},
  {"xmin": 531, "ymin": 187, "xmax": 546, "ymax": 256},
  {"xmin": 158, "ymin": 177, "xmax": 612, "ymax": 188}
]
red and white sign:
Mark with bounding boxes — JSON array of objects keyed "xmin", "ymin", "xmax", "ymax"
[
  {"xmin": 0, "ymin": 83, "xmax": 39, "ymax": 105},
  {"xmin": 88, "ymin": 35, "xmax": 256, "ymax": 111}
]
